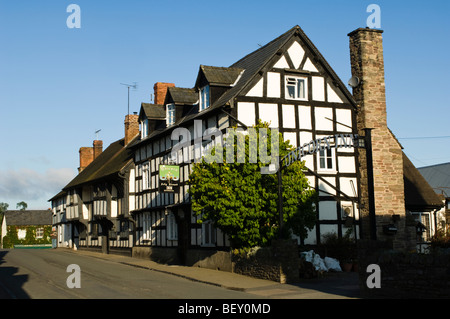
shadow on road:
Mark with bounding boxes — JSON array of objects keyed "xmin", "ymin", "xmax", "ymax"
[
  {"xmin": 0, "ymin": 250, "xmax": 30, "ymax": 299},
  {"xmin": 294, "ymin": 272, "xmax": 362, "ymax": 298}
]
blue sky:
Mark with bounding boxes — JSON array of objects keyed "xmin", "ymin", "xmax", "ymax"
[{"xmin": 0, "ymin": 0, "xmax": 449, "ymax": 209}]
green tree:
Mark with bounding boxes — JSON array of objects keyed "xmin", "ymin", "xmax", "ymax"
[
  {"xmin": 16, "ymin": 201, "xmax": 27, "ymax": 210},
  {"xmin": 0, "ymin": 202, "xmax": 8, "ymax": 214},
  {"xmin": 188, "ymin": 121, "xmax": 317, "ymax": 249}
]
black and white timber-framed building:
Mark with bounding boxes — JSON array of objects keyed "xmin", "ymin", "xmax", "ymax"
[
  {"xmin": 129, "ymin": 25, "xmax": 360, "ymax": 265},
  {"xmin": 50, "ymin": 25, "xmax": 443, "ymax": 266}
]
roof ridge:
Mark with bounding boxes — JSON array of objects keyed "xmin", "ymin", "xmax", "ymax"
[{"xmin": 230, "ymin": 25, "xmax": 299, "ymax": 67}]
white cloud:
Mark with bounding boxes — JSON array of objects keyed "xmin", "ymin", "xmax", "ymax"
[{"xmin": 0, "ymin": 167, "xmax": 75, "ymax": 209}]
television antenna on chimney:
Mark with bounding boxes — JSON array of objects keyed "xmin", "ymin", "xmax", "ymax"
[
  {"xmin": 120, "ymin": 82, "xmax": 138, "ymax": 115},
  {"xmin": 95, "ymin": 129, "xmax": 101, "ymax": 140}
]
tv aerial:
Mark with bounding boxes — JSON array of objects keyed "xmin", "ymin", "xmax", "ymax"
[
  {"xmin": 120, "ymin": 82, "xmax": 138, "ymax": 115},
  {"xmin": 95, "ymin": 129, "xmax": 101, "ymax": 140}
]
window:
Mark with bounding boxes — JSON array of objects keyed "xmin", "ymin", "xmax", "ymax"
[
  {"xmin": 285, "ymin": 76, "xmax": 307, "ymax": 100},
  {"xmin": 142, "ymin": 162, "xmax": 150, "ymax": 190},
  {"xmin": 199, "ymin": 85, "xmax": 210, "ymax": 111},
  {"xmin": 167, "ymin": 212, "xmax": 178, "ymax": 240},
  {"xmin": 202, "ymin": 220, "xmax": 216, "ymax": 247},
  {"xmin": 142, "ymin": 213, "xmax": 151, "ymax": 241},
  {"xmin": 141, "ymin": 118, "xmax": 149, "ymax": 138},
  {"xmin": 36, "ymin": 227, "xmax": 44, "ymax": 239},
  {"xmin": 166, "ymin": 104, "xmax": 176, "ymax": 127},
  {"xmin": 318, "ymin": 147, "xmax": 335, "ymax": 171},
  {"xmin": 17, "ymin": 229, "xmax": 26, "ymax": 240}
]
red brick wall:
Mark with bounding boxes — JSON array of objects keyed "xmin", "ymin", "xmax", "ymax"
[
  {"xmin": 79, "ymin": 147, "xmax": 93, "ymax": 172},
  {"xmin": 125, "ymin": 114, "xmax": 139, "ymax": 145},
  {"xmin": 153, "ymin": 82, "xmax": 175, "ymax": 105}
]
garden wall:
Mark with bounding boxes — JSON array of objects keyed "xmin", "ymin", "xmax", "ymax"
[
  {"xmin": 358, "ymin": 241, "xmax": 450, "ymax": 298},
  {"xmin": 232, "ymin": 240, "xmax": 300, "ymax": 283}
]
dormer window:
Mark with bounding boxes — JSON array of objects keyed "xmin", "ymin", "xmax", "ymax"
[
  {"xmin": 199, "ymin": 85, "xmax": 210, "ymax": 111},
  {"xmin": 166, "ymin": 104, "xmax": 175, "ymax": 127},
  {"xmin": 285, "ymin": 76, "xmax": 307, "ymax": 100}
]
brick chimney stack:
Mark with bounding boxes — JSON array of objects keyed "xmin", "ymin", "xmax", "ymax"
[
  {"xmin": 78, "ymin": 140, "xmax": 103, "ymax": 173},
  {"xmin": 78, "ymin": 147, "xmax": 94, "ymax": 173},
  {"xmin": 349, "ymin": 28, "xmax": 411, "ymax": 250},
  {"xmin": 153, "ymin": 82, "xmax": 175, "ymax": 105},
  {"xmin": 93, "ymin": 140, "xmax": 103, "ymax": 160},
  {"xmin": 124, "ymin": 113, "xmax": 139, "ymax": 145}
]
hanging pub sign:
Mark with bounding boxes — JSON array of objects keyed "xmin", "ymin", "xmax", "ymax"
[{"xmin": 159, "ymin": 165, "xmax": 180, "ymax": 193}]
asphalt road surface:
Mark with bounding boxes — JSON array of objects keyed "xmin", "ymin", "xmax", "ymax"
[{"xmin": 0, "ymin": 249, "xmax": 258, "ymax": 299}]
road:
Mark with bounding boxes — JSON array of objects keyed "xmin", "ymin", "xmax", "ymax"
[{"xmin": 0, "ymin": 249, "xmax": 258, "ymax": 299}]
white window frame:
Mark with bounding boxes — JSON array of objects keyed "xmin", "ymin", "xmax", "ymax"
[
  {"xmin": 167, "ymin": 212, "xmax": 178, "ymax": 241},
  {"xmin": 317, "ymin": 146, "xmax": 336, "ymax": 172},
  {"xmin": 285, "ymin": 76, "xmax": 308, "ymax": 101},
  {"xmin": 166, "ymin": 103, "xmax": 176, "ymax": 127},
  {"xmin": 36, "ymin": 227, "xmax": 44, "ymax": 239},
  {"xmin": 142, "ymin": 162, "xmax": 150, "ymax": 190},
  {"xmin": 142, "ymin": 213, "xmax": 151, "ymax": 241},
  {"xmin": 201, "ymin": 220, "xmax": 216, "ymax": 247},
  {"xmin": 199, "ymin": 85, "xmax": 210, "ymax": 111},
  {"xmin": 141, "ymin": 118, "xmax": 149, "ymax": 139}
]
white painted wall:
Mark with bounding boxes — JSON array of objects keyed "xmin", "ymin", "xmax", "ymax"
[
  {"xmin": 245, "ymin": 78, "xmax": 263, "ymax": 97},
  {"xmin": 315, "ymin": 107, "xmax": 333, "ymax": 131},
  {"xmin": 319, "ymin": 201, "xmax": 337, "ymax": 220},
  {"xmin": 327, "ymin": 83, "xmax": 343, "ymax": 103},
  {"xmin": 303, "ymin": 58, "xmax": 318, "ymax": 72},
  {"xmin": 312, "ymin": 76, "xmax": 325, "ymax": 101},
  {"xmin": 237, "ymin": 102, "xmax": 255, "ymax": 126},
  {"xmin": 282, "ymin": 104, "xmax": 296, "ymax": 128},
  {"xmin": 287, "ymin": 41, "xmax": 305, "ymax": 69},
  {"xmin": 259, "ymin": 103, "xmax": 278, "ymax": 128},
  {"xmin": 267, "ymin": 72, "xmax": 281, "ymax": 98},
  {"xmin": 298, "ymin": 105, "xmax": 312, "ymax": 130},
  {"xmin": 273, "ymin": 55, "xmax": 290, "ymax": 69}
]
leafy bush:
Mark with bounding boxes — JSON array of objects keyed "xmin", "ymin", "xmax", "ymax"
[
  {"xmin": 321, "ymin": 230, "xmax": 357, "ymax": 262},
  {"xmin": 430, "ymin": 230, "xmax": 450, "ymax": 249},
  {"xmin": 2, "ymin": 225, "xmax": 52, "ymax": 248}
]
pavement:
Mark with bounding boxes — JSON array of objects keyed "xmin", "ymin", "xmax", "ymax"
[{"xmin": 60, "ymin": 248, "xmax": 362, "ymax": 299}]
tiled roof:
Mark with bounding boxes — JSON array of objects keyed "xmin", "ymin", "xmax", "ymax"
[
  {"xmin": 140, "ymin": 103, "xmax": 166, "ymax": 120},
  {"xmin": 196, "ymin": 65, "xmax": 244, "ymax": 87},
  {"xmin": 167, "ymin": 87, "xmax": 198, "ymax": 105},
  {"xmin": 4, "ymin": 210, "xmax": 52, "ymax": 226},
  {"xmin": 62, "ymin": 136, "xmax": 136, "ymax": 190},
  {"xmin": 418, "ymin": 162, "xmax": 450, "ymax": 198},
  {"xmin": 403, "ymin": 153, "xmax": 444, "ymax": 211}
]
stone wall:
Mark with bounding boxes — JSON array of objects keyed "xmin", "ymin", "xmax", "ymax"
[
  {"xmin": 348, "ymin": 28, "xmax": 414, "ymax": 251},
  {"xmin": 359, "ymin": 241, "xmax": 450, "ymax": 298},
  {"xmin": 232, "ymin": 240, "xmax": 300, "ymax": 283}
]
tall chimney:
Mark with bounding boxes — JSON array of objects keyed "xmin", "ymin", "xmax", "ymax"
[
  {"xmin": 124, "ymin": 113, "xmax": 139, "ymax": 145},
  {"xmin": 153, "ymin": 82, "xmax": 175, "ymax": 105},
  {"xmin": 349, "ymin": 28, "xmax": 411, "ymax": 250},
  {"xmin": 78, "ymin": 147, "xmax": 93, "ymax": 173},
  {"xmin": 78, "ymin": 139, "xmax": 103, "ymax": 173},
  {"xmin": 93, "ymin": 140, "xmax": 103, "ymax": 160}
]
